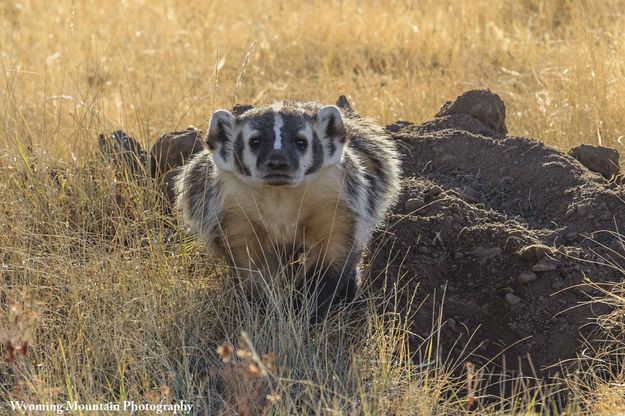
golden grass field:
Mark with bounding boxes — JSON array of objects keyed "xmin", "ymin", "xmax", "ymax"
[{"xmin": 1, "ymin": 0, "xmax": 625, "ymax": 414}]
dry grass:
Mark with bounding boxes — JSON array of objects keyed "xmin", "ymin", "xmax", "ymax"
[{"xmin": 2, "ymin": 0, "xmax": 625, "ymax": 414}]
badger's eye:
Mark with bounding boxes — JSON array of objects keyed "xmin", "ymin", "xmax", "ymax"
[
  {"xmin": 248, "ymin": 137, "xmax": 262, "ymax": 149},
  {"xmin": 295, "ymin": 137, "xmax": 307, "ymax": 151}
]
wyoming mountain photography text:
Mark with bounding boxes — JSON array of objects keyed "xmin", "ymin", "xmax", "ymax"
[{"xmin": 7, "ymin": 400, "xmax": 193, "ymax": 414}]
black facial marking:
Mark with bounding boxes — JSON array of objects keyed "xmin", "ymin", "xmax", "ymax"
[
  {"xmin": 246, "ymin": 111, "xmax": 302, "ymax": 174},
  {"xmin": 305, "ymin": 130, "xmax": 324, "ymax": 175},
  {"xmin": 233, "ymin": 132, "xmax": 250, "ymax": 176},
  {"xmin": 275, "ymin": 113, "xmax": 305, "ymax": 171},
  {"xmin": 250, "ymin": 112, "xmax": 279, "ymax": 171}
]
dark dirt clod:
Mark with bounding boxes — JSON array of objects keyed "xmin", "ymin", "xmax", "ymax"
[
  {"xmin": 98, "ymin": 127, "xmax": 204, "ymax": 208},
  {"xmin": 98, "ymin": 130, "xmax": 149, "ymax": 176},
  {"xmin": 369, "ymin": 89, "xmax": 625, "ymax": 377},
  {"xmin": 150, "ymin": 128, "xmax": 204, "ymax": 205},
  {"xmin": 434, "ymin": 89, "xmax": 508, "ymax": 135},
  {"xmin": 569, "ymin": 143, "xmax": 621, "ymax": 179}
]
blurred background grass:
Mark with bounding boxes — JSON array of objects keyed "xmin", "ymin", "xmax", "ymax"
[{"xmin": 2, "ymin": 0, "xmax": 625, "ymax": 159}]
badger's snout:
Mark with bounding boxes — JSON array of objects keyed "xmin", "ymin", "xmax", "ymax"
[
  {"xmin": 265, "ymin": 151, "xmax": 290, "ymax": 171},
  {"xmin": 261, "ymin": 150, "xmax": 297, "ymax": 185}
]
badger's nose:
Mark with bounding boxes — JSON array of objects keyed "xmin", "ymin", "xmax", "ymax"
[{"xmin": 266, "ymin": 152, "xmax": 289, "ymax": 171}]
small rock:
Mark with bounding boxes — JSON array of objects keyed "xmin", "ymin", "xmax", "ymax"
[
  {"xmin": 454, "ymin": 252, "xmax": 464, "ymax": 260},
  {"xmin": 532, "ymin": 258, "xmax": 558, "ymax": 272},
  {"xmin": 566, "ymin": 232, "xmax": 578, "ymax": 241},
  {"xmin": 433, "ymin": 145, "xmax": 445, "ymax": 153},
  {"xmin": 405, "ymin": 197, "xmax": 425, "ymax": 212},
  {"xmin": 517, "ymin": 271, "xmax": 538, "ymax": 284},
  {"xmin": 441, "ymin": 154, "xmax": 456, "ymax": 163},
  {"xmin": 505, "ymin": 293, "xmax": 522, "ymax": 305}
]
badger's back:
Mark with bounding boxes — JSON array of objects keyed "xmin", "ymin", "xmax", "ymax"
[{"xmin": 342, "ymin": 113, "xmax": 401, "ymax": 234}]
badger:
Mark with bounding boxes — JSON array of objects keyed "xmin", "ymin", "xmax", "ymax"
[{"xmin": 175, "ymin": 100, "xmax": 400, "ymax": 322}]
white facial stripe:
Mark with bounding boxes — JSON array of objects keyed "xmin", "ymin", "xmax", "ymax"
[
  {"xmin": 273, "ymin": 113, "xmax": 284, "ymax": 150},
  {"xmin": 241, "ymin": 123, "xmax": 258, "ymax": 140}
]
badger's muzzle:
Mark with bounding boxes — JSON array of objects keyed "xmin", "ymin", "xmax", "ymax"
[{"xmin": 261, "ymin": 150, "xmax": 297, "ymax": 186}]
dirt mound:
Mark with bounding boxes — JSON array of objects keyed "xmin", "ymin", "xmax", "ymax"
[{"xmin": 371, "ymin": 89, "xmax": 625, "ymax": 376}]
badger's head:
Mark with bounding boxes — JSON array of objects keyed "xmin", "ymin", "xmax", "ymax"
[{"xmin": 205, "ymin": 103, "xmax": 347, "ymax": 187}]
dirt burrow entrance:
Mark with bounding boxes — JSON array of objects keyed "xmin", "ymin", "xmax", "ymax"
[{"xmin": 370, "ymin": 89, "xmax": 624, "ymax": 376}]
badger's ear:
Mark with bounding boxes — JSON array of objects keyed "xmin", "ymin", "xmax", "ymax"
[
  {"xmin": 207, "ymin": 110, "xmax": 236, "ymax": 171},
  {"xmin": 316, "ymin": 105, "xmax": 346, "ymax": 166}
]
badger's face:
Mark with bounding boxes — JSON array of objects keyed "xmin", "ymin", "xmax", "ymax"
[{"xmin": 205, "ymin": 103, "xmax": 347, "ymax": 187}]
